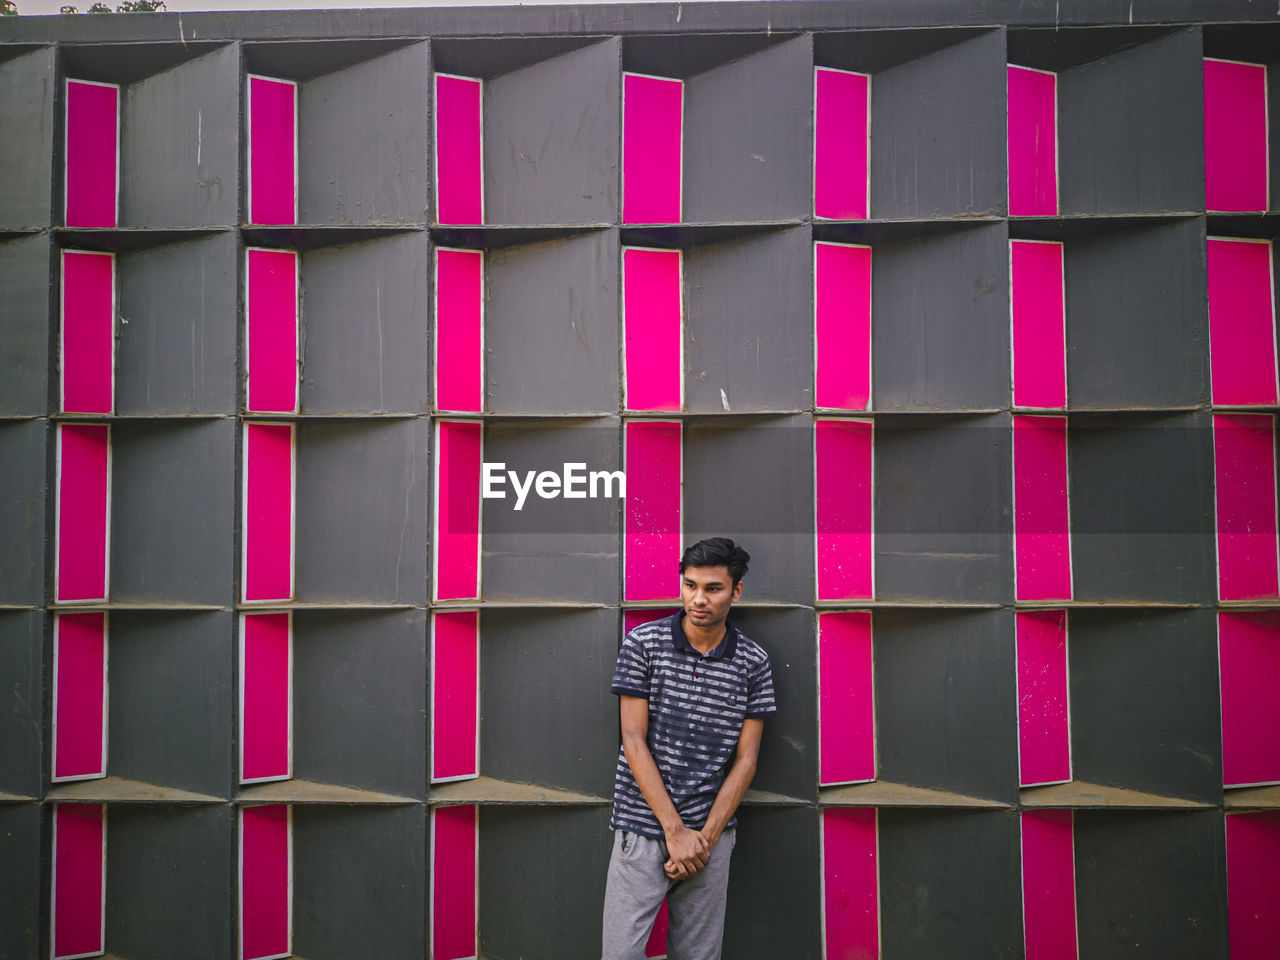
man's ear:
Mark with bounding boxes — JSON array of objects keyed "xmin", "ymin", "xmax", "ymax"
[{"xmin": 731, "ymin": 581, "xmax": 744, "ymax": 603}]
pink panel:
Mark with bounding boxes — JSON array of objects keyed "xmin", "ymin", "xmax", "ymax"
[
  {"xmin": 813, "ymin": 68, "xmax": 870, "ymax": 220},
  {"xmin": 624, "ymin": 247, "xmax": 682, "ymax": 412},
  {"xmin": 1017, "ymin": 611, "xmax": 1071, "ymax": 787},
  {"xmin": 624, "ymin": 609, "xmax": 680, "ymax": 635},
  {"xmin": 432, "ymin": 805, "xmax": 478, "ymax": 960},
  {"xmin": 56, "ymin": 423, "xmax": 110, "ymax": 605},
  {"xmin": 241, "ymin": 614, "xmax": 291, "ymax": 783},
  {"xmin": 53, "ymin": 613, "xmax": 107, "ymax": 782},
  {"xmin": 246, "ymin": 249, "xmax": 299, "ymax": 414},
  {"xmin": 815, "ymin": 419, "xmax": 873, "ymax": 601},
  {"xmin": 1021, "ymin": 810, "xmax": 1078, "ymax": 960},
  {"xmin": 1214, "ymin": 413, "xmax": 1280, "ymax": 601},
  {"xmin": 1227, "ymin": 812, "xmax": 1280, "ymax": 960},
  {"xmin": 1218, "ymin": 612, "xmax": 1280, "ymax": 787},
  {"xmin": 1007, "ymin": 66, "xmax": 1058, "ymax": 217},
  {"xmin": 814, "ymin": 242, "xmax": 872, "ymax": 411},
  {"xmin": 432, "ymin": 611, "xmax": 479, "ymax": 782},
  {"xmin": 822, "ymin": 807, "xmax": 878, "ymax": 960},
  {"xmin": 435, "ymin": 249, "xmax": 485, "ymax": 413},
  {"xmin": 623, "ymin": 74, "xmax": 682, "ymax": 224},
  {"xmin": 819, "ymin": 611, "xmax": 875, "ymax": 786},
  {"xmin": 1207, "ymin": 238, "xmax": 1277, "ymax": 406},
  {"xmin": 436, "ymin": 75, "xmax": 484, "ymax": 226},
  {"xmin": 242, "ymin": 423, "xmax": 294, "ymax": 604},
  {"xmin": 241, "ymin": 805, "xmax": 290, "ymax": 960},
  {"xmin": 64, "ymin": 80, "xmax": 118, "ymax": 228},
  {"xmin": 1204, "ymin": 59, "xmax": 1269, "ymax": 214},
  {"xmin": 52, "ymin": 804, "xmax": 105, "ymax": 960},
  {"xmin": 435, "ymin": 421, "xmax": 482, "ymax": 601},
  {"xmin": 624, "ymin": 421, "xmax": 682, "ymax": 602},
  {"xmin": 61, "ymin": 251, "xmax": 114, "ymax": 415},
  {"xmin": 248, "ymin": 76, "xmax": 296, "ymax": 226},
  {"xmin": 1010, "ymin": 240, "xmax": 1067, "ymax": 409},
  {"xmin": 645, "ymin": 899, "xmax": 669, "ymax": 959},
  {"xmin": 1013, "ymin": 416, "xmax": 1072, "ymax": 602}
]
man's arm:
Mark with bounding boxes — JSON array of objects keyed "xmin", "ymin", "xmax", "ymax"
[
  {"xmin": 619, "ymin": 695, "xmax": 710, "ymax": 876},
  {"xmin": 697, "ymin": 717, "xmax": 764, "ymax": 853}
]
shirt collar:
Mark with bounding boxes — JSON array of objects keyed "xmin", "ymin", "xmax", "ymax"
[{"xmin": 668, "ymin": 611, "xmax": 738, "ymax": 660}]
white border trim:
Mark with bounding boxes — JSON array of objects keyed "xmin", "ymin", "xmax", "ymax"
[
  {"xmin": 1205, "ymin": 236, "xmax": 1278, "ymax": 407},
  {"xmin": 432, "ymin": 247, "xmax": 486, "ymax": 414},
  {"xmin": 1015, "ymin": 609, "xmax": 1073, "ymax": 788},
  {"xmin": 621, "ymin": 246, "xmax": 685, "ymax": 413},
  {"xmin": 816, "ymin": 610, "xmax": 877, "ymax": 788},
  {"xmin": 428, "ymin": 805, "xmax": 480, "ymax": 960},
  {"xmin": 813, "ymin": 418, "xmax": 875, "ymax": 603},
  {"xmin": 237, "ymin": 804, "xmax": 293, "ymax": 960},
  {"xmin": 1006, "ymin": 64, "xmax": 1060, "ymax": 217},
  {"xmin": 622, "ymin": 72, "xmax": 684, "ymax": 224},
  {"xmin": 432, "ymin": 420, "xmax": 484, "ymax": 603},
  {"xmin": 63, "ymin": 79, "xmax": 121, "ymax": 228},
  {"xmin": 245, "ymin": 75, "xmax": 299, "ymax": 227},
  {"xmin": 240, "ymin": 422, "xmax": 296, "ymax": 605},
  {"xmin": 50, "ymin": 613, "xmax": 109, "ymax": 784},
  {"xmin": 429, "ymin": 610, "xmax": 482, "ymax": 783},
  {"xmin": 243, "ymin": 248, "xmax": 301, "ymax": 415},
  {"xmin": 813, "ymin": 241, "xmax": 873, "ymax": 414},
  {"xmin": 817, "ymin": 807, "xmax": 880, "ymax": 960},
  {"xmin": 811, "ymin": 66, "xmax": 872, "ymax": 221},
  {"xmin": 53, "ymin": 423, "xmax": 112, "ymax": 606},
  {"xmin": 1008, "ymin": 239, "xmax": 1068, "ymax": 412},
  {"xmin": 50, "ymin": 803, "xmax": 107, "ymax": 960},
  {"xmin": 434, "ymin": 73, "xmax": 485, "ymax": 226},
  {"xmin": 58, "ymin": 250, "xmax": 117, "ymax": 415},
  {"xmin": 238, "ymin": 612, "xmax": 294, "ymax": 785},
  {"xmin": 1203, "ymin": 58, "xmax": 1270, "ymax": 213},
  {"xmin": 1012, "ymin": 415, "xmax": 1074, "ymax": 604},
  {"xmin": 621, "ymin": 419, "xmax": 684, "ymax": 603}
]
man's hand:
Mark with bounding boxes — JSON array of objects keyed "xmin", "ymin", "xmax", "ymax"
[{"xmin": 663, "ymin": 823, "xmax": 709, "ymax": 879}]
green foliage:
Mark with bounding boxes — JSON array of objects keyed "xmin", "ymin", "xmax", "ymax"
[
  {"xmin": 1, "ymin": 1, "xmax": 19, "ymax": 16},
  {"xmin": 59, "ymin": 4, "xmax": 78, "ymax": 11},
  {"xmin": 87, "ymin": 1, "xmax": 112, "ymax": 10},
  {"xmin": 117, "ymin": 0, "xmax": 167, "ymax": 10}
]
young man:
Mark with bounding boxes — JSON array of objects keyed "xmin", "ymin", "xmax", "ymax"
[{"xmin": 602, "ymin": 538, "xmax": 776, "ymax": 960}]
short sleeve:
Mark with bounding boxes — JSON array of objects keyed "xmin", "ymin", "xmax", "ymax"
[
  {"xmin": 611, "ymin": 633, "xmax": 650, "ymax": 699},
  {"xmin": 745, "ymin": 652, "xmax": 777, "ymax": 718}
]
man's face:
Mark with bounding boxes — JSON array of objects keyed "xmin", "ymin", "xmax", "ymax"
[{"xmin": 680, "ymin": 564, "xmax": 743, "ymax": 629}]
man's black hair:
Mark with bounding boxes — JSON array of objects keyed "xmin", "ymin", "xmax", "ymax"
[{"xmin": 679, "ymin": 537, "xmax": 751, "ymax": 587}]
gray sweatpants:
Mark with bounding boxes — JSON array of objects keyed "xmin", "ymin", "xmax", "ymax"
[{"xmin": 601, "ymin": 828, "xmax": 737, "ymax": 960}]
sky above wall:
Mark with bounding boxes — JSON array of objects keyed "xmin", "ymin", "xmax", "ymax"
[{"xmin": 16, "ymin": 0, "xmax": 718, "ymax": 15}]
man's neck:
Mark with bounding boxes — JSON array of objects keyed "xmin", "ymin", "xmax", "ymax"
[{"xmin": 682, "ymin": 614, "xmax": 727, "ymax": 655}]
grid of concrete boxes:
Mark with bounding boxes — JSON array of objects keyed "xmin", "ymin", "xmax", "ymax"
[{"xmin": 3, "ymin": 4, "xmax": 1280, "ymax": 959}]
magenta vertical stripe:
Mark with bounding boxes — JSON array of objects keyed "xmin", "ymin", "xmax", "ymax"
[
  {"xmin": 433, "ymin": 805, "xmax": 478, "ymax": 960},
  {"xmin": 1204, "ymin": 60, "xmax": 1269, "ymax": 214},
  {"xmin": 53, "ymin": 613, "xmax": 107, "ymax": 781},
  {"xmin": 435, "ymin": 249, "xmax": 485, "ymax": 413},
  {"xmin": 57, "ymin": 423, "xmax": 110, "ymax": 604},
  {"xmin": 61, "ymin": 251, "xmax": 114, "ymax": 414},
  {"xmin": 241, "ymin": 805, "xmax": 290, "ymax": 960},
  {"xmin": 814, "ymin": 68, "xmax": 870, "ymax": 220},
  {"xmin": 65, "ymin": 81, "xmax": 118, "ymax": 228},
  {"xmin": 1007, "ymin": 66, "xmax": 1058, "ymax": 217},
  {"xmin": 246, "ymin": 249, "xmax": 299, "ymax": 414},
  {"xmin": 1219, "ymin": 612, "xmax": 1280, "ymax": 787},
  {"xmin": 624, "ymin": 248, "xmax": 682, "ymax": 412},
  {"xmin": 432, "ymin": 611, "xmax": 479, "ymax": 782},
  {"xmin": 815, "ymin": 242, "xmax": 872, "ymax": 411},
  {"xmin": 436, "ymin": 75, "xmax": 484, "ymax": 226},
  {"xmin": 1021, "ymin": 809, "xmax": 1078, "ymax": 960},
  {"xmin": 52, "ymin": 804, "xmax": 104, "ymax": 960},
  {"xmin": 819, "ymin": 611, "xmax": 875, "ymax": 786},
  {"xmin": 248, "ymin": 76, "xmax": 296, "ymax": 226},
  {"xmin": 623, "ymin": 74, "xmax": 682, "ymax": 224},
  {"xmin": 815, "ymin": 419, "xmax": 873, "ymax": 601},
  {"xmin": 1014, "ymin": 416, "xmax": 1072, "ymax": 602},
  {"xmin": 1011, "ymin": 241, "xmax": 1067, "ymax": 409},
  {"xmin": 1207, "ymin": 238, "xmax": 1277, "ymax": 406},
  {"xmin": 1227, "ymin": 812, "xmax": 1280, "ymax": 960},
  {"xmin": 624, "ymin": 421, "xmax": 682, "ymax": 602},
  {"xmin": 645, "ymin": 899, "xmax": 669, "ymax": 959},
  {"xmin": 241, "ymin": 613, "xmax": 290, "ymax": 783},
  {"xmin": 1017, "ymin": 611, "xmax": 1071, "ymax": 786},
  {"xmin": 822, "ymin": 807, "xmax": 878, "ymax": 960},
  {"xmin": 1214, "ymin": 413, "xmax": 1280, "ymax": 601},
  {"xmin": 435, "ymin": 421, "xmax": 482, "ymax": 601},
  {"xmin": 243, "ymin": 423, "xmax": 294, "ymax": 604}
]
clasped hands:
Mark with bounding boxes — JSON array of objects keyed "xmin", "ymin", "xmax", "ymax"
[{"xmin": 663, "ymin": 823, "xmax": 716, "ymax": 880}]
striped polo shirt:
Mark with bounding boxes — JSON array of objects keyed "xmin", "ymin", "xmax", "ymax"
[{"xmin": 610, "ymin": 612, "xmax": 777, "ymax": 839}]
